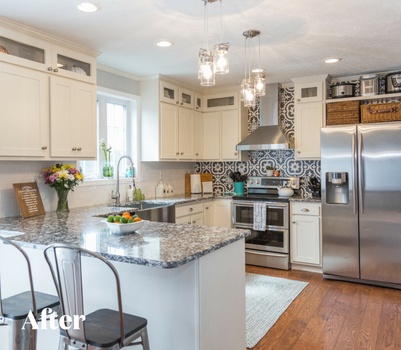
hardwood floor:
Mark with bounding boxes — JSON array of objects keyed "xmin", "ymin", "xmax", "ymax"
[{"xmin": 246, "ymin": 265, "xmax": 401, "ymax": 350}]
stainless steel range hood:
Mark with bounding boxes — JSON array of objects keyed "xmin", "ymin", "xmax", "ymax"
[{"xmin": 236, "ymin": 83, "xmax": 292, "ymax": 151}]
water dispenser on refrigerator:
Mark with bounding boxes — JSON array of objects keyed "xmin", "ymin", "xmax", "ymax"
[{"xmin": 325, "ymin": 172, "xmax": 349, "ymax": 205}]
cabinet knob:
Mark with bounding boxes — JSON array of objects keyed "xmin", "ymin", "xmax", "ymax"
[
  {"xmin": 47, "ymin": 67, "xmax": 53, "ymax": 72},
  {"xmin": 188, "ymin": 207, "xmax": 193, "ymax": 212},
  {"xmin": 297, "ymin": 98, "xmax": 301, "ymax": 102},
  {"xmin": 176, "ymin": 101, "xmax": 179, "ymax": 105},
  {"xmin": 77, "ymin": 147, "xmax": 82, "ymax": 151},
  {"xmin": 187, "ymin": 221, "xmax": 191, "ymax": 224},
  {"xmin": 196, "ymin": 153, "xmax": 199, "ymax": 156},
  {"xmin": 72, "ymin": 147, "xmax": 77, "ymax": 151},
  {"xmin": 205, "ymin": 207, "xmax": 209, "ymax": 210},
  {"xmin": 292, "ymin": 221, "xmax": 296, "ymax": 224},
  {"xmin": 176, "ymin": 152, "xmax": 179, "ymax": 155},
  {"xmin": 297, "ymin": 150, "xmax": 301, "ymax": 154},
  {"xmin": 234, "ymin": 152, "xmax": 238, "ymax": 156},
  {"xmin": 180, "ymin": 152, "xmax": 184, "ymax": 155},
  {"xmin": 192, "ymin": 220, "xmax": 196, "ymax": 224},
  {"xmin": 41, "ymin": 146, "xmax": 47, "ymax": 150},
  {"xmin": 301, "ymin": 208, "xmax": 310, "ymax": 212},
  {"xmin": 180, "ymin": 102, "xmax": 184, "ymax": 106},
  {"xmin": 53, "ymin": 68, "xmax": 58, "ymax": 73}
]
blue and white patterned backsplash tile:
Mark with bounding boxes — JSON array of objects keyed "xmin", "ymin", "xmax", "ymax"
[{"xmin": 195, "ymin": 86, "xmax": 321, "ymax": 197}]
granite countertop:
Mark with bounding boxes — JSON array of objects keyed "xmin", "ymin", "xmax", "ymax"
[{"xmin": 0, "ymin": 204, "xmax": 249, "ymax": 269}]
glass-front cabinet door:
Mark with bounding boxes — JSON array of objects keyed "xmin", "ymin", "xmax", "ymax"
[
  {"xmin": 0, "ymin": 27, "xmax": 52, "ymax": 71},
  {"xmin": 160, "ymin": 81, "xmax": 179, "ymax": 105},
  {"xmin": 51, "ymin": 45, "xmax": 96, "ymax": 84}
]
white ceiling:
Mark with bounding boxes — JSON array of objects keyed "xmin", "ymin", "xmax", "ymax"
[{"xmin": 1, "ymin": 0, "xmax": 401, "ymax": 91}]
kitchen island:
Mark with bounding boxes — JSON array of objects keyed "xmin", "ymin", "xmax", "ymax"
[{"xmin": 0, "ymin": 205, "xmax": 249, "ymax": 350}]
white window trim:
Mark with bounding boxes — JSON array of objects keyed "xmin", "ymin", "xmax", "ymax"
[{"xmin": 78, "ymin": 86, "xmax": 141, "ymax": 187}]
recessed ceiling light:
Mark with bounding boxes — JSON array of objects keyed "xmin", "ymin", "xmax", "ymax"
[
  {"xmin": 323, "ymin": 57, "xmax": 342, "ymax": 64},
  {"xmin": 156, "ymin": 40, "xmax": 173, "ymax": 48},
  {"xmin": 252, "ymin": 68, "xmax": 265, "ymax": 73},
  {"xmin": 77, "ymin": 2, "xmax": 100, "ymax": 12}
]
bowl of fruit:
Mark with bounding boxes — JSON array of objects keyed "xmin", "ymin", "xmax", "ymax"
[{"xmin": 103, "ymin": 212, "xmax": 146, "ymax": 234}]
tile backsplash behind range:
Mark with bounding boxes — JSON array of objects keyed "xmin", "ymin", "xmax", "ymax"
[{"xmin": 196, "ymin": 86, "xmax": 321, "ymax": 196}]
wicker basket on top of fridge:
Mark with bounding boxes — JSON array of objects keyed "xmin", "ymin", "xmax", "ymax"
[{"xmin": 361, "ymin": 101, "xmax": 401, "ymax": 123}]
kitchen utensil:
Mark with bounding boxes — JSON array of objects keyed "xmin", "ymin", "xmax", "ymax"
[
  {"xmin": 103, "ymin": 219, "xmax": 147, "ymax": 233},
  {"xmin": 360, "ymin": 74, "xmax": 378, "ymax": 96},
  {"xmin": 331, "ymin": 82, "xmax": 356, "ymax": 98},
  {"xmin": 385, "ymin": 71, "xmax": 401, "ymax": 93}
]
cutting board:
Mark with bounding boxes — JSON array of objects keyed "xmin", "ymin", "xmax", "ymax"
[{"xmin": 185, "ymin": 173, "xmax": 213, "ymax": 195}]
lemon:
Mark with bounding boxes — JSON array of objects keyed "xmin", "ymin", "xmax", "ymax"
[{"xmin": 106, "ymin": 215, "xmax": 114, "ymax": 222}]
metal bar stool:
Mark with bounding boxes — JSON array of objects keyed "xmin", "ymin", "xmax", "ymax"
[
  {"xmin": 44, "ymin": 244, "xmax": 150, "ymax": 350},
  {"xmin": 0, "ymin": 236, "xmax": 60, "ymax": 350}
]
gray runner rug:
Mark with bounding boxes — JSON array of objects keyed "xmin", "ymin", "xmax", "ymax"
[{"xmin": 246, "ymin": 273, "xmax": 308, "ymax": 348}]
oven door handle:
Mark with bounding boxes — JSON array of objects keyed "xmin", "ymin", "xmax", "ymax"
[{"xmin": 232, "ymin": 201, "xmax": 254, "ymax": 207}]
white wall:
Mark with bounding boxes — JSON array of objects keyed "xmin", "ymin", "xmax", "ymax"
[{"xmin": 0, "ymin": 161, "xmax": 194, "ymax": 218}]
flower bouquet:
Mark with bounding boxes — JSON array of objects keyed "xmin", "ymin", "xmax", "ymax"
[
  {"xmin": 100, "ymin": 139, "xmax": 113, "ymax": 178},
  {"xmin": 42, "ymin": 164, "xmax": 84, "ymax": 212}
]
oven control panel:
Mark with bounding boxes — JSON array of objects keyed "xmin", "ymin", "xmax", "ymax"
[{"xmin": 247, "ymin": 176, "xmax": 300, "ymax": 189}]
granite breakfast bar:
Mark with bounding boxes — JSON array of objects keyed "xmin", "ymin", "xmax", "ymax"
[{"xmin": 0, "ymin": 205, "xmax": 249, "ymax": 350}]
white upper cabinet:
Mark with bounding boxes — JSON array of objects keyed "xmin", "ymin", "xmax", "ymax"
[
  {"xmin": 292, "ymin": 75, "xmax": 331, "ymax": 160},
  {"xmin": 204, "ymin": 92, "xmax": 238, "ymax": 111},
  {"xmin": 0, "ymin": 19, "xmax": 98, "ymax": 160},
  {"xmin": 160, "ymin": 81, "xmax": 194, "ymax": 109},
  {"xmin": 50, "ymin": 76, "xmax": 96, "ymax": 158},
  {"xmin": 0, "ymin": 62, "xmax": 49, "ymax": 157},
  {"xmin": 0, "ymin": 24, "xmax": 97, "ymax": 84}
]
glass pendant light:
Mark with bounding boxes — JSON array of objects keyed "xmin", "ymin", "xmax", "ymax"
[
  {"xmin": 253, "ymin": 34, "xmax": 266, "ymax": 96},
  {"xmin": 198, "ymin": 0, "xmax": 229, "ymax": 86},
  {"xmin": 199, "ymin": 50, "xmax": 215, "ymax": 86}
]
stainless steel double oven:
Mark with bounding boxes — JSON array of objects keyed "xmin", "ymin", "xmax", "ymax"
[{"xmin": 233, "ymin": 176, "xmax": 299, "ymax": 270}]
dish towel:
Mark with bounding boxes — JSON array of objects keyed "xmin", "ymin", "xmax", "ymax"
[{"xmin": 253, "ymin": 202, "xmax": 266, "ymax": 231}]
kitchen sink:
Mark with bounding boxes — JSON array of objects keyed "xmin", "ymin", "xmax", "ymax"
[{"xmin": 101, "ymin": 200, "xmax": 176, "ymax": 223}]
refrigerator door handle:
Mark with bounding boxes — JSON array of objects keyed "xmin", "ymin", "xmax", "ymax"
[
  {"xmin": 357, "ymin": 132, "xmax": 364, "ymax": 214},
  {"xmin": 352, "ymin": 133, "xmax": 358, "ymax": 214}
]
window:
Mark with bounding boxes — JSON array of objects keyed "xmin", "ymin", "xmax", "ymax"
[{"xmin": 79, "ymin": 87, "xmax": 139, "ymax": 180}]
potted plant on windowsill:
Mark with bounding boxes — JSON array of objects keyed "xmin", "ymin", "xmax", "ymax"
[
  {"xmin": 100, "ymin": 139, "xmax": 113, "ymax": 178},
  {"xmin": 229, "ymin": 171, "xmax": 248, "ymax": 195}
]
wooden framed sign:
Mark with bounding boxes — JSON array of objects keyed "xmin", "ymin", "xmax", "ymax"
[{"xmin": 13, "ymin": 182, "xmax": 45, "ymax": 218}]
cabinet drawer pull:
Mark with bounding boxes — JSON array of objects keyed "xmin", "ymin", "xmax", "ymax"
[
  {"xmin": 41, "ymin": 146, "xmax": 47, "ymax": 150},
  {"xmin": 301, "ymin": 208, "xmax": 310, "ymax": 212}
]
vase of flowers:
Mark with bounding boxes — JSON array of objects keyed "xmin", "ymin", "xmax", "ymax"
[
  {"xmin": 100, "ymin": 139, "xmax": 113, "ymax": 178},
  {"xmin": 42, "ymin": 164, "xmax": 84, "ymax": 212}
]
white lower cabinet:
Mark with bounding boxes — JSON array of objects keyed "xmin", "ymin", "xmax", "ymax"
[
  {"xmin": 175, "ymin": 202, "xmax": 204, "ymax": 225},
  {"xmin": 290, "ymin": 202, "xmax": 322, "ymax": 268},
  {"xmin": 213, "ymin": 199, "xmax": 232, "ymax": 228},
  {"xmin": 203, "ymin": 200, "xmax": 214, "ymax": 227}
]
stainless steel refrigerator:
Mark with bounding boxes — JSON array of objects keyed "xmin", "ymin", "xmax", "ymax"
[{"xmin": 321, "ymin": 122, "xmax": 401, "ymax": 288}]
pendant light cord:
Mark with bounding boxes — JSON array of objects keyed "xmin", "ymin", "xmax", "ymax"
[{"xmin": 220, "ymin": 0, "xmax": 223, "ymax": 43}]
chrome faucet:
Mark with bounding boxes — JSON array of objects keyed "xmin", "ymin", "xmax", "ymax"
[{"xmin": 111, "ymin": 155, "xmax": 135, "ymax": 206}]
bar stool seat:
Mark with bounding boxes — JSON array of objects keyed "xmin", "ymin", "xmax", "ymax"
[
  {"xmin": 44, "ymin": 244, "xmax": 150, "ymax": 350},
  {"xmin": 0, "ymin": 237, "xmax": 60, "ymax": 350}
]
